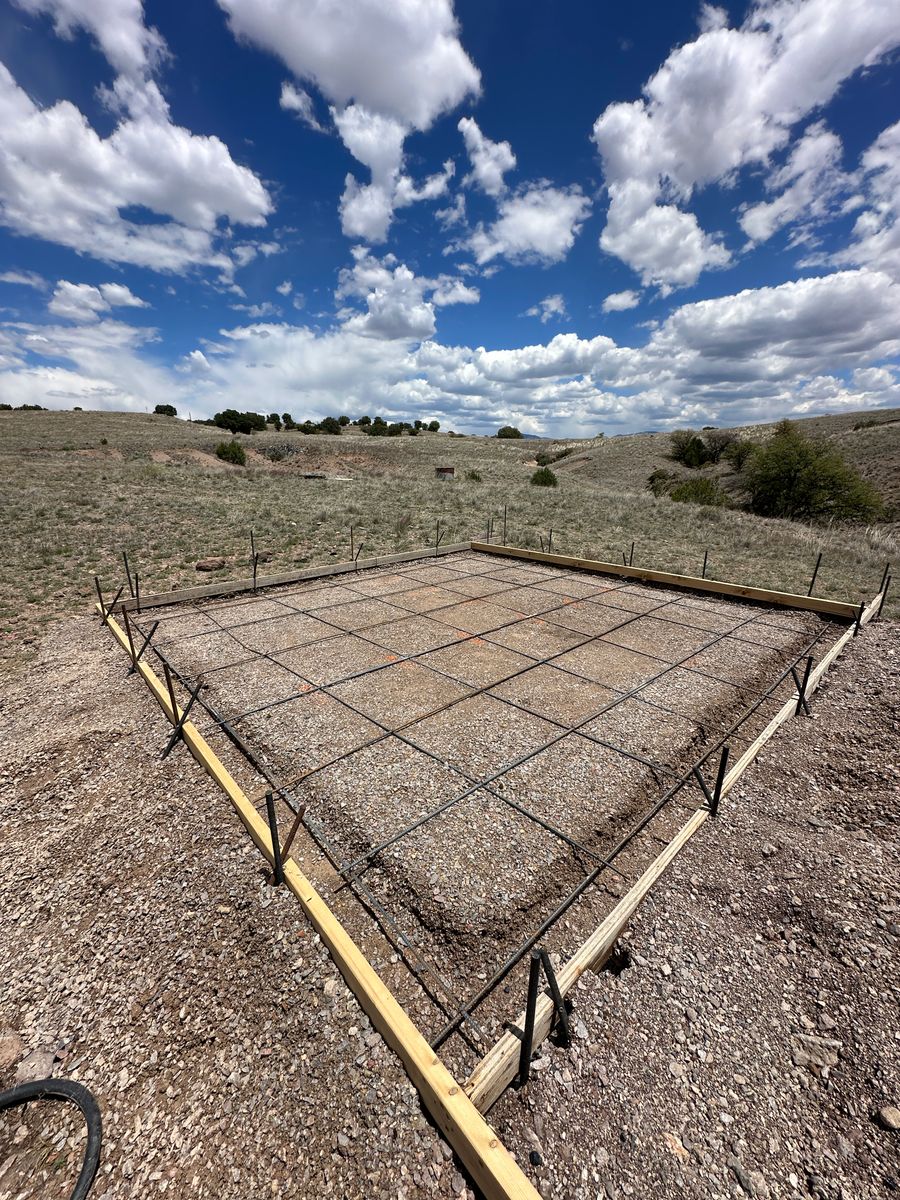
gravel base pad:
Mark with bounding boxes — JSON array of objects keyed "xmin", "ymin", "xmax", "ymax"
[{"xmin": 3, "ymin": 552, "xmax": 895, "ymax": 1200}]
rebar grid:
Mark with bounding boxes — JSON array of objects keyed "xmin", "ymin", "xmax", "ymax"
[{"xmin": 134, "ymin": 551, "xmax": 837, "ymax": 1056}]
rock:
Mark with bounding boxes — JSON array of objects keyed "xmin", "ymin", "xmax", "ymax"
[
  {"xmin": 663, "ymin": 1132, "xmax": 690, "ymax": 1161},
  {"xmin": 15, "ymin": 1048, "xmax": 56, "ymax": 1083},
  {"xmin": 196, "ymin": 557, "xmax": 226, "ymax": 572},
  {"xmin": 0, "ymin": 1026, "xmax": 24, "ymax": 1071},
  {"xmin": 876, "ymin": 1105, "xmax": 900, "ymax": 1131},
  {"xmin": 791, "ymin": 1033, "xmax": 842, "ymax": 1069},
  {"xmin": 761, "ymin": 843, "xmax": 778, "ymax": 857},
  {"xmin": 728, "ymin": 1156, "xmax": 758, "ymax": 1195}
]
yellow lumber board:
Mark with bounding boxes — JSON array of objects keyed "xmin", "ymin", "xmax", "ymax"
[
  {"xmin": 101, "ymin": 607, "xmax": 539, "ymax": 1200},
  {"xmin": 469, "ymin": 542, "xmax": 859, "ymax": 619},
  {"xmin": 113, "ymin": 543, "xmax": 471, "ymax": 612},
  {"xmin": 464, "ymin": 586, "xmax": 883, "ymax": 1114}
]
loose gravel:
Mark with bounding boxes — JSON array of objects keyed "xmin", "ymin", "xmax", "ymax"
[{"xmin": 3, "ymin": 555, "xmax": 894, "ymax": 1200}]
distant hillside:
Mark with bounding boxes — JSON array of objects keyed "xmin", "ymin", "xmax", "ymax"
[{"xmin": 554, "ymin": 408, "xmax": 900, "ymax": 517}]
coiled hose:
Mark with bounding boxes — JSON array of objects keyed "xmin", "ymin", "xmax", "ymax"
[{"xmin": 0, "ymin": 1078, "xmax": 102, "ymax": 1200}]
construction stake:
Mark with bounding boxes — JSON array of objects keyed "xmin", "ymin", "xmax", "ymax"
[
  {"xmin": 793, "ymin": 655, "xmax": 813, "ymax": 717},
  {"xmin": 709, "ymin": 745, "xmax": 730, "ymax": 817},
  {"xmin": 264, "ymin": 791, "xmax": 285, "ymax": 886},
  {"xmin": 807, "ymin": 551, "xmax": 822, "ymax": 596},
  {"xmin": 877, "ymin": 575, "xmax": 891, "ymax": 619},
  {"xmin": 161, "ymin": 675, "xmax": 205, "ymax": 759},
  {"xmin": 122, "ymin": 550, "xmax": 135, "ymax": 598}
]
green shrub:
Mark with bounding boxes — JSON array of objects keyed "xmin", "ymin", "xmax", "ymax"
[
  {"xmin": 497, "ymin": 425, "xmax": 523, "ymax": 439},
  {"xmin": 646, "ymin": 468, "xmax": 679, "ymax": 497},
  {"xmin": 319, "ymin": 416, "xmax": 342, "ymax": 435},
  {"xmin": 745, "ymin": 420, "xmax": 881, "ymax": 521},
  {"xmin": 536, "ymin": 446, "xmax": 575, "ymax": 466},
  {"xmin": 669, "ymin": 430, "xmax": 711, "ymax": 467},
  {"xmin": 216, "ymin": 439, "xmax": 247, "ymax": 466},
  {"xmin": 703, "ymin": 429, "xmax": 737, "ymax": 463},
  {"xmin": 466, "ymin": 469, "xmax": 482, "ymax": 482},
  {"xmin": 724, "ymin": 439, "xmax": 755, "ymax": 471},
  {"xmin": 427, "ymin": 419, "xmax": 440, "ymax": 432},
  {"xmin": 669, "ymin": 477, "xmax": 729, "ymax": 506},
  {"xmin": 154, "ymin": 403, "xmax": 177, "ymax": 417},
  {"xmin": 531, "ymin": 466, "xmax": 558, "ymax": 487},
  {"xmin": 213, "ymin": 408, "xmax": 266, "ymax": 435}
]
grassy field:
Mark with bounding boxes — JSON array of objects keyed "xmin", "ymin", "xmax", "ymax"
[{"xmin": 1, "ymin": 407, "xmax": 897, "ymax": 670}]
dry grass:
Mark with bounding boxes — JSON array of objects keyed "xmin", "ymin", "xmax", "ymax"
[{"xmin": 1, "ymin": 409, "xmax": 897, "ymax": 669}]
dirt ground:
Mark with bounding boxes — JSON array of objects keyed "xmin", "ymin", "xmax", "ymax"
[{"xmin": 1, "ymin": 601, "xmax": 898, "ymax": 1198}]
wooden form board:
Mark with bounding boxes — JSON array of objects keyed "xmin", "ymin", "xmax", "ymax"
[
  {"xmin": 469, "ymin": 542, "xmax": 860, "ymax": 620},
  {"xmin": 99, "ymin": 605, "xmax": 540, "ymax": 1200},
  {"xmin": 112, "ymin": 543, "xmax": 471, "ymax": 613},
  {"xmin": 463, "ymin": 585, "xmax": 885, "ymax": 1114}
]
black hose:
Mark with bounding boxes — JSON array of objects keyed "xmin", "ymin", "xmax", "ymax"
[{"xmin": 0, "ymin": 1078, "xmax": 102, "ymax": 1200}]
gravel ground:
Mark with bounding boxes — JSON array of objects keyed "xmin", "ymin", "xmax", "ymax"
[
  {"xmin": 490, "ymin": 620, "xmax": 900, "ymax": 1200},
  {"xmin": 2, "ymin": 566, "xmax": 896, "ymax": 1200},
  {"xmin": 0, "ymin": 616, "xmax": 463, "ymax": 1200}
]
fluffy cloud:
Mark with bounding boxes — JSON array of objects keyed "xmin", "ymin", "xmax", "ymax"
[
  {"xmin": 12, "ymin": 0, "xmax": 167, "ymax": 78},
  {"xmin": 331, "ymin": 104, "xmax": 455, "ymax": 240},
  {"xmin": 740, "ymin": 122, "xmax": 854, "ymax": 245},
  {"xmin": 219, "ymin": 0, "xmax": 480, "ymax": 241},
  {"xmin": 335, "ymin": 247, "xmax": 478, "ymax": 339},
  {"xmin": 458, "ymin": 117, "xmax": 516, "ymax": 196},
  {"xmin": 602, "ymin": 289, "xmax": 641, "ymax": 312},
  {"xmin": 0, "ymin": 64, "xmax": 272, "ymax": 273},
  {"xmin": 279, "ymin": 81, "xmax": 325, "ymax": 132},
  {"xmin": 526, "ymin": 294, "xmax": 568, "ymax": 324},
  {"xmin": 48, "ymin": 279, "xmax": 149, "ymax": 321},
  {"xmin": 0, "ymin": 269, "xmax": 47, "ymax": 290},
  {"xmin": 832, "ymin": 121, "xmax": 900, "ymax": 282},
  {"xmin": 219, "ymin": 0, "xmax": 479, "ymax": 128},
  {"xmin": 5, "ymin": 267, "xmax": 898, "ymax": 433},
  {"xmin": 464, "ymin": 184, "xmax": 591, "ymax": 266},
  {"xmin": 592, "ymin": 0, "xmax": 900, "ymax": 289}
]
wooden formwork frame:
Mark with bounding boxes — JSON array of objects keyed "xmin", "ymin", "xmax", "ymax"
[
  {"xmin": 109, "ymin": 542, "xmax": 471, "ymax": 613},
  {"xmin": 95, "ymin": 540, "xmax": 885, "ymax": 1199}
]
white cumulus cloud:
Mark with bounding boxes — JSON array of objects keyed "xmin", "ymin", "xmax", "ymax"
[
  {"xmin": 592, "ymin": 0, "xmax": 900, "ymax": 290},
  {"xmin": 526, "ymin": 294, "xmax": 568, "ymax": 324},
  {"xmin": 464, "ymin": 183, "xmax": 591, "ymax": 267},
  {"xmin": 219, "ymin": 0, "xmax": 480, "ymax": 242},
  {"xmin": 0, "ymin": 63, "xmax": 272, "ymax": 274},
  {"xmin": 48, "ymin": 279, "xmax": 149, "ymax": 321},
  {"xmin": 12, "ymin": 0, "xmax": 168, "ymax": 78},
  {"xmin": 602, "ymin": 290, "xmax": 641, "ymax": 312},
  {"xmin": 458, "ymin": 117, "xmax": 516, "ymax": 196},
  {"xmin": 279, "ymin": 81, "xmax": 325, "ymax": 132}
]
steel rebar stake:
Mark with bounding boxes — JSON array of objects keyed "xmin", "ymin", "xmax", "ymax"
[
  {"xmin": 807, "ymin": 551, "xmax": 822, "ymax": 596},
  {"xmin": 517, "ymin": 951, "xmax": 542, "ymax": 1086},
  {"xmin": 122, "ymin": 550, "xmax": 135, "ymax": 598},
  {"xmin": 265, "ymin": 791, "xmax": 285, "ymax": 886},
  {"xmin": 794, "ymin": 655, "xmax": 813, "ymax": 717},
  {"xmin": 709, "ymin": 745, "xmax": 730, "ymax": 817}
]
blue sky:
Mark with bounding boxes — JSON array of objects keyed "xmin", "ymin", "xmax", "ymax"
[{"xmin": 0, "ymin": 0, "xmax": 899, "ymax": 435}]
